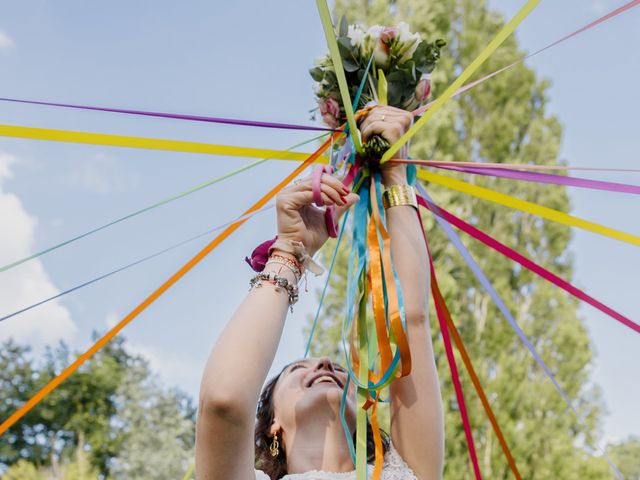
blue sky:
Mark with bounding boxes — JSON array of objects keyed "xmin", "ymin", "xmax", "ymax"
[{"xmin": 0, "ymin": 0, "xmax": 638, "ymax": 453}]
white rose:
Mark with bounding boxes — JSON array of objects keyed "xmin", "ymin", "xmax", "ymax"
[
  {"xmin": 348, "ymin": 24, "xmax": 365, "ymax": 49},
  {"xmin": 396, "ymin": 22, "xmax": 413, "ymax": 43},
  {"xmin": 366, "ymin": 25, "xmax": 384, "ymax": 41}
]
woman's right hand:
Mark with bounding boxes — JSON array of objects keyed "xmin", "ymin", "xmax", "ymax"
[{"xmin": 275, "ymin": 172, "xmax": 359, "ymax": 256}]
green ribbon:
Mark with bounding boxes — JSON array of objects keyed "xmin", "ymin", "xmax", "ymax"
[{"xmin": 316, "ymin": 0, "xmax": 363, "ymax": 154}]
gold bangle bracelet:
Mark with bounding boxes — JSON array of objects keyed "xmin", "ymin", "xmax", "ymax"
[{"xmin": 382, "ymin": 184, "xmax": 418, "ymax": 210}]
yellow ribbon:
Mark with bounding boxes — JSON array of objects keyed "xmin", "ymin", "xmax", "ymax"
[
  {"xmin": 0, "ymin": 124, "xmax": 327, "ymax": 162},
  {"xmin": 418, "ymin": 170, "xmax": 640, "ymax": 246},
  {"xmin": 380, "ymin": 0, "xmax": 541, "ymax": 163}
]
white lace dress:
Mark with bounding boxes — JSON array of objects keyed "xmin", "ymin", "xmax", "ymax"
[{"xmin": 255, "ymin": 443, "xmax": 417, "ymax": 480}]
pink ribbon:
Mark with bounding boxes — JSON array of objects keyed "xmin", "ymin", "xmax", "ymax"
[
  {"xmin": 418, "ymin": 197, "xmax": 640, "ymax": 334},
  {"xmin": 412, "ymin": 0, "xmax": 640, "ymax": 117},
  {"xmin": 435, "ymin": 164, "xmax": 640, "ymax": 195},
  {"xmin": 393, "ymin": 159, "xmax": 640, "ymax": 173}
]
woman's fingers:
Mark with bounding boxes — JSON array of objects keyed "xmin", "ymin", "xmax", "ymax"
[
  {"xmin": 335, "ymin": 192, "xmax": 360, "ymax": 217},
  {"xmin": 277, "ymin": 189, "xmax": 336, "ymax": 211},
  {"xmin": 358, "ymin": 106, "xmax": 413, "ymax": 143},
  {"xmin": 361, "ymin": 120, "xmax": 403, "ymax": 144},
  {"xmin": 286, "ymin": 173, "xmax": 349, "ymax": 205},
  {"xmin": 320, "ymin": 183, "xmax": 345, "ymax": 206}
]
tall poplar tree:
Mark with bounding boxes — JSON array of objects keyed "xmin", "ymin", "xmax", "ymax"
[{"xmin": 305, "ymin": 0, "xmax": 612, "ymax": 477}]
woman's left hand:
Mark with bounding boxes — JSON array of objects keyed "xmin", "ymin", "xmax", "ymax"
[{"xmin": 358, "ymin": 105, "xmax": 413, "ymax": 185}]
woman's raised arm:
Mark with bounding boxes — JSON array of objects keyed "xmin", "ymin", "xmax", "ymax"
[
  {"xmin": 195, "ymin": 175, "xmax": 358, "ymax": 480},
  {"xmin": 360, "ymin": 106, "xmax": 445, "ymax": 480}
]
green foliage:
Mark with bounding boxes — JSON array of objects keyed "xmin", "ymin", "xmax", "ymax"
[
  {"xmin": 0, "ymin": 336, "xmax": 195, "ymax": 479},
  {"xmin": 305, "ymin": 0, "xmax": 615, "ymax": 478},
  {"xmin": 607, "ymin": 436, "xmax": 640, "ymax": 479},
  {"xmin": 3, "ymin": 460, "xmax": 44, "ymax": 480}
]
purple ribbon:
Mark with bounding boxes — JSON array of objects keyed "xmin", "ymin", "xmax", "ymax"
[
  {"xmin": 417, "ymin": 184, "xmax": 572, "ymax": 405},
  {"xmin": 435, "ymin": 164, "xmax": 640, "ymax": 195},
  {"xmin": 0, "ymin": 97, "xmax": 339, "ymax": 132}
]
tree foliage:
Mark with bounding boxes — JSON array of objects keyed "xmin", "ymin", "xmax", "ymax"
[
  {"xmin": 305, "ymin": 0, "xmax": 615, "ymax": 477},
  {"xmin": 0, "ymin": 336, "xmax": 195, "ymax": 479}
]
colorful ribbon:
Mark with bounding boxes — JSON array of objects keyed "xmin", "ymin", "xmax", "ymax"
[
  {"xmin": 412, "ymin": 0, "xmax": 640, "ymax": 118},
  {"xmin": 380, "ymin": 0, "xmax": 541, "ymax": 162},
  {"xmin": 0, "ymin": 205, "xmax": 275, "ymax": 323},
  {"xmin": 0, "ymin": 97, "xmax": 337, "ymax": 132},
  {"xmin": 434, "ymin": 164, "xmax": 640, "ymax": 195},
  {"xmin": 419, "ymin": 196, "xmax": 640, "ymax": 335},
  {"xmin": 393, "ymin": 159, "xmax": 640, "ymax": 173},
  {"xmin": 438, "ymin": 291, "xmax": 522, "ymax": 480},
  {"xmin": 0, "ymin": 124, "xmax": 326, "ymax": 162},
  {"xmin": 416, "ymin": 187, "xmax": 624, "ymax": 479},
  {"xmin": 0, "ymin": 132, "xmax": 338, "ymax": 437},
  {"xmin": 316, "ymin": 0, "xmax": 363, "ymax": 154},
  {"xmin": 0, "ymin": 133, "xmax": 328, "ymax": 274},
  {"xmin": 418, "ymin": 170, "xmax": 640, "ymax": 246},
  {"xmin": 424, "ymin": 237, "xmax": 483, "ymax": 480},
  {"xmin": 417, "ymin": 185, "xmax": 572, "ymax": 405}
]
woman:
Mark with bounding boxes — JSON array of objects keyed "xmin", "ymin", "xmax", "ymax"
[{"xmin": 196, "ymin": 106, "xmax": 444, "ymax": 480}]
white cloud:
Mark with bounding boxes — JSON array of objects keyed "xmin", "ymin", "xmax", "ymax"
[
  {"xmin": 0, "ymin": 151, "xmax": 77, "ymax": 348},
  {"xmin": 0, "ymin": 29, "xmax": 14, "ymax": 50}
]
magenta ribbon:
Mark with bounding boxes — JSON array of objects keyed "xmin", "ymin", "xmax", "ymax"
[
  {"xmin": 417, "ymin": 197, "xmax": 640, "ymax": 335},
  {"xmin": 435, "ymin": 165, "xmax": 640, "ymax": 195},
  {"xmin": 417, "ymin": 213, "xmax": 483, "ymax": 480},
  {"xmin": 0, "ymin": 97, "xmax": 338, "ymax": 132}
]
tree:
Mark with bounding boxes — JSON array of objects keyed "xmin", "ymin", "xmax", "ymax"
[
  {"xmin": 607, "ymin": 437, "xmax": 640, "ymax": 480},
  {"xmin": 0, "ymin": 337, "xmax": 130, "ymax": 475},
  {"xmin": 306, "ymin": 0, "xmax": 611, "ymax": 477},
  {"xmin": 109, "ymin": 360, "xmax": 196, "ymax": 480},
  {"xmin": 0, "ymin": 336, "xmax": 196, "ymax": 479}
]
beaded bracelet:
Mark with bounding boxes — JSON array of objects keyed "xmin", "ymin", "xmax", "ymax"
[
  {"xmin": 249, "ymin": 271, "xmax": 299, "ymax": 312},
  {"xmin": 266, "ymin": 254, "xmax": 303, "ymax": 280}
]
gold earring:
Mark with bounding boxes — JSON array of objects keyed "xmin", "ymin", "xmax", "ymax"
[{"xmin": 270, "ymin": 433, "xmax": 280, "ymax": 457}]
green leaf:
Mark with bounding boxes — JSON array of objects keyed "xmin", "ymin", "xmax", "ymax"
[
  {"xmin": 337, "ymin": 36, "xmax": 354, "ymax": 59},
  {"xmin": 343, "ymin": 58, "xmax": 360, "ymax": 72},
  {"xmin": 339, "ymin": 15, "xmax": 348, "ymax": 38},
  {"xmin": 309, "ymin": 67, "xmax": 324, "ymax": 82}
]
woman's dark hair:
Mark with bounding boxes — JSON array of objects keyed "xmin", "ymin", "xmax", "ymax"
[{"xmin": 254, "ymin": 362, "xmax": 390, "ymax": 479}]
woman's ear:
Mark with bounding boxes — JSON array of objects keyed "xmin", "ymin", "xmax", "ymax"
[{"xmin": 269, "ymin": 419, "xmax": 282, "ymax": 437}]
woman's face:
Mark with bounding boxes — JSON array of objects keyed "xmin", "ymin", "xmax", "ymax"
[{"xmin": 271, "ymin": 357, "xmax": 357, "ymax": 436}]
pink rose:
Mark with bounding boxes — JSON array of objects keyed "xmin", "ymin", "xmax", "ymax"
[
  {"xmin": 319, "ymin": 97, "xmax": 340, "ymax": 117},
  {"xmin": 318, "ymin": 98, "xmax": 340, "ymax": 127},
  {"xmin": 322, "ymin": 113, "xmax": 340, "ymax": 129},
  {"xmin": 380, "ymin": 27, "xmax": 398, "ymax": 45},
  {"xmin": 415, "ymin": 78, "xmax": 431, "ymax": 102}
]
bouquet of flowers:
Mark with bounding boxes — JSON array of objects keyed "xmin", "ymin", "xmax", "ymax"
[{"xmin": 311, "ymin": 17, "xmax": 445, "ymax": 159}]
